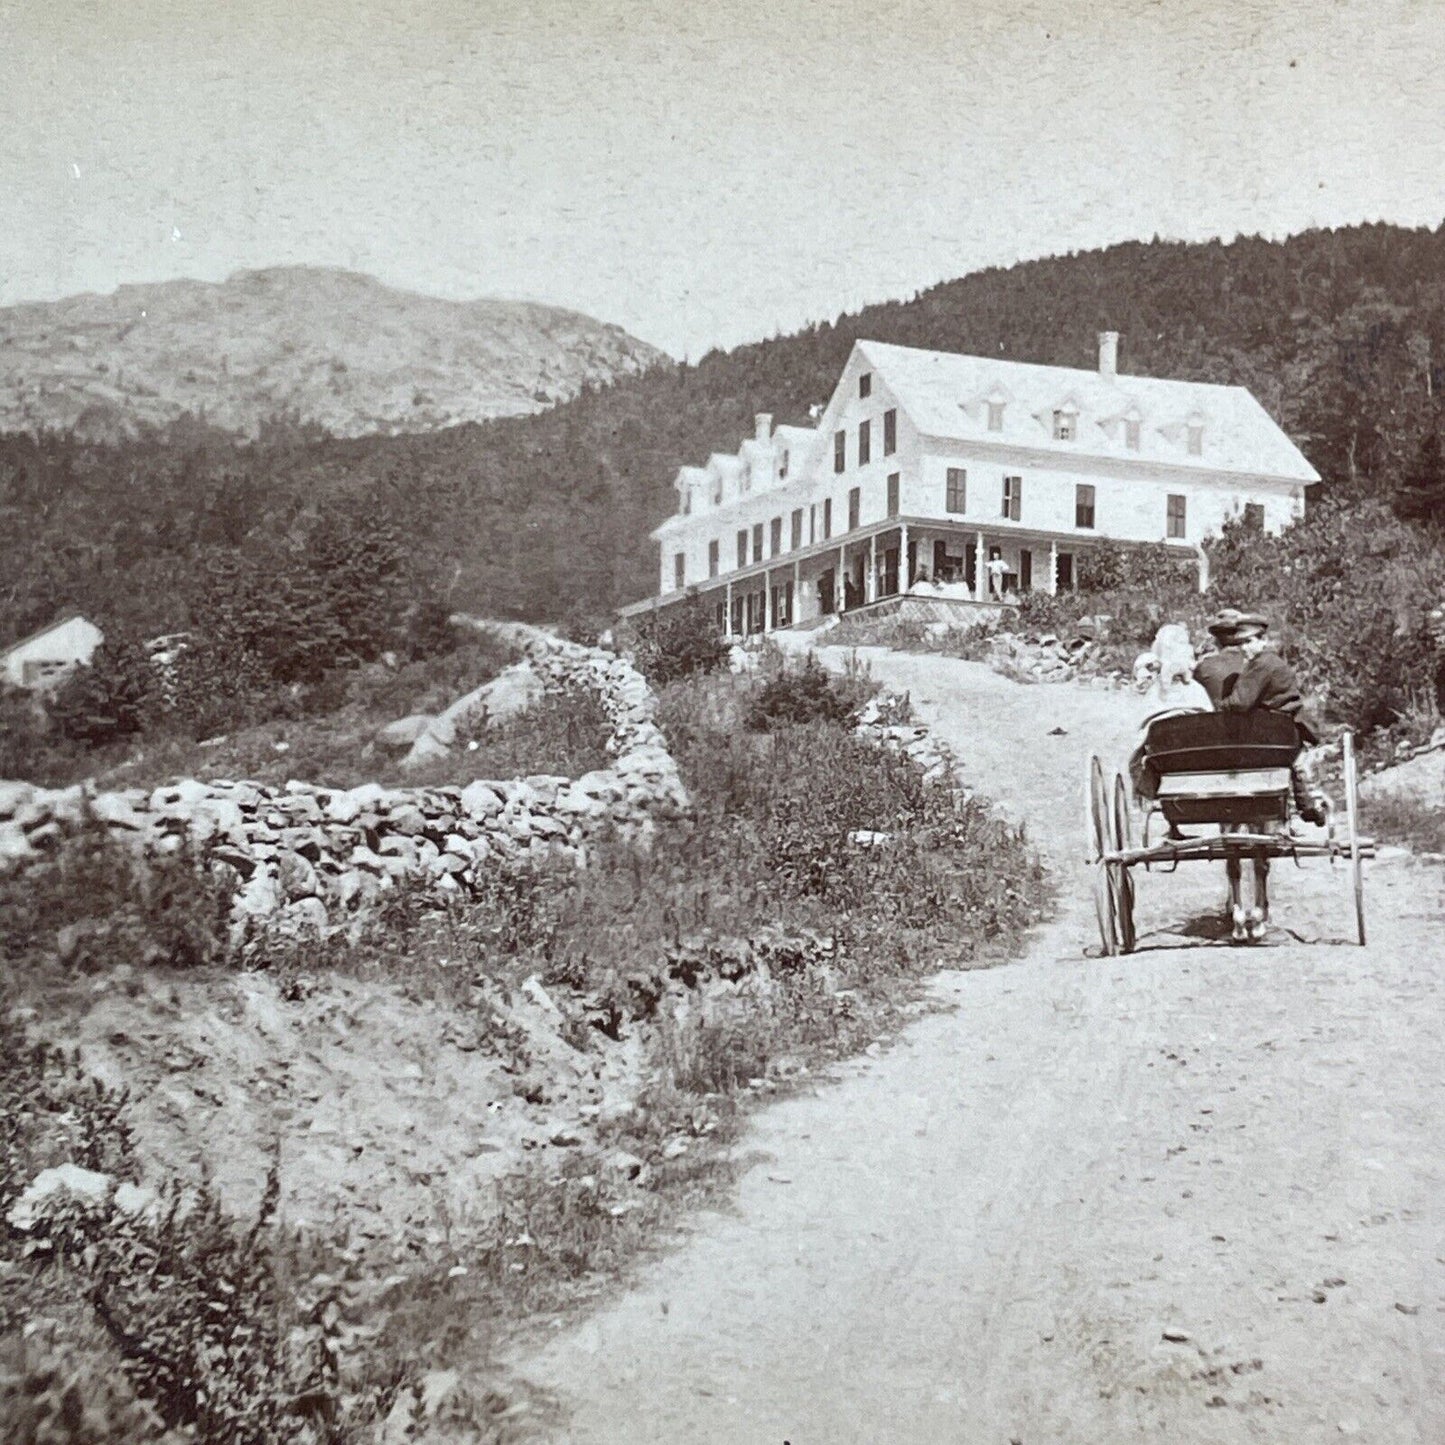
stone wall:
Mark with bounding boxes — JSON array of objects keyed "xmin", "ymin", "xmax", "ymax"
[{"xmin": 0, "ymin": 631, "xmax": 689, "ymax": 936}]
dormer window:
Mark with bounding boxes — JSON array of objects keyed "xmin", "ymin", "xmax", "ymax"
[
  {"xmin": 859, "ymin": 372, "xmax": 872, "ymax": 398},
  {"xmin": 1124, "ymin": 417, "xmax": 1141, "ymax": 451},
  {"xmin": 1186, "ymin": 421, "xmax": 1204, "ymax": 456},
  {"xmin": 779, "ymin": 449, "xmax": 789, "ymax": 481},
  {"xmin": 1052, "ymin": 407, "xmax": 1077, "ymax": 442},
  {"xmin": 987, "ymin": 400, "xmax": 1005, "ymax": 432},
  {"xmin": 712, "ymin": 478, "xmax": 723, "ymax": 505}
]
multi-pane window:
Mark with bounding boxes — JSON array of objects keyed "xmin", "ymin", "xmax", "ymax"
[
  {"xmin": 737, "ymin": 530, "xmax": 748, "ymax": 568},
  {"xmin": 790, "ymin": 509, "xmax": 803, "ymax": 549},
  {"xmin": 1167, "ymin": 494, "xmax": 1187, "ymax": 538},
  {"xmin": 752, "ymin": 522, "xmax": 764, "ymax": 563},
  {"xmin": 987, "ymin": 400, "xmax": 1005, "ymax": 432},
  {"xmin": 823, "ymin": 498, "xmax": 833, "ymax": 539},
  {"xmin": 945, "ymin": 467, "xmax": 967, "ymax": 513},
  {"xmin": 673, "ymin": 553, "xmax": 685, "ymax": 589},
  {"xmin": 1124, "ymin": 417, "xmax": 1141, "ymax": 450},
  {"xmin": 886, "ymin": 473, "xmax": 900, "ymax": 517},
  {"xmin": 883, "ymin": 408, "xmax": 897, "ymax": 455},
  {"xmin": 848, "ymin": 486, "xmax": 861, "ymax": 530},
  {"xmin": 809, "ymin": 505, "xmax": 817, "ymax": 544},
  {"xmin": 1244, "ymin": 502, "xmax": 1265, "ymax": 529},
  {"xmin": 834, "ymin": 430, "xmax": 846, "ymax": 473},
  {"xmin": 859, "ymin": 372, "xmax": 872, "ymax": 398},
  {"xmin": 708, "ymin": 539, "xmax": 719, "ymax": 578},
  {"xmin": 1187, "ymin": 423, "xmax": 1204, "ymax": 456},
  {"xmin": 770, "ymin": 516, "xmax": 783, "ymax": 556},
  {"xmin": 1002, "ymin": 475, "xmax": 1022, "ymax": 521},
  {"xmin": 1053, "ymin": 409, "xmax": 1076, "ymax": 441},
  {"xmin": 1075, "ymin": 483, "xmax": 1096, "ymax": 529},
  {"xmin": 858, "ymin": 418, "xmax": 871, "ymax": 466}
]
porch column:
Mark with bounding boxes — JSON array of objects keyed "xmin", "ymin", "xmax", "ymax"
[
  {"xmin": 724, "ymin": 579, "xmax": 734, "ymax": 637},
  {"xmin": 1048, "ymin": 541, "xmax": 1058, "ymax": 597},
  {"xmin": 899, "ymin": 523, "xmax": 910, "ymax": 589},
  {"xmin": 837, "ymin": 543, "xmax": 847, "ymax": 612},
  {"xmin": 764, "ymin": 568, "xmax": 775, "ymax": 632},
  {"xmin": 974, "ymin": 531, "xmax": 987, "ymax": 602},
  {"xmin": 867, "ymin": 533, "xmax": 878, "ymax": 603},
  {"xmin": 793, "ymin": 559, "xmax": 801, "ymax": 623}
]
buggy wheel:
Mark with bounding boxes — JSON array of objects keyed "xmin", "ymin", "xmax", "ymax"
[
  {"xmin": 1093, "ymin": 860, "xmax": 1135, "ymax": 957},
  {"xmin": 1093, "ymin": 862, "xmax": 1118, "ymax": 955},
  {"xmin": 1342, "ymin": 730, "xmax": 1366, "ymax": 946},
  {"xmin": 1112, "ymin": 772, "xmax": 1134, "ymax": 853},
  {"xmin": 1086, "ymin": 755, "xmax": 1110, "ymax": 863},
  {"xmin": 1111, "ymin": 860, "xmax": 1136, "ymax": 955}
]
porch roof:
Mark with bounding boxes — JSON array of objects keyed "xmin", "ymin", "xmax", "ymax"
[{"xmin": 621, "ymin": 518, "xmax": 1196, "ymax": 617}]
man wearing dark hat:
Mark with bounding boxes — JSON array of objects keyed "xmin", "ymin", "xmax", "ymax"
[
  {"xmin": 1193, "ymin": 608, "xmax": 1247, "ymax": 706},
  {"xmin": 1217, "ymin": 613, "xmax": 1328, "ymax": 824}
]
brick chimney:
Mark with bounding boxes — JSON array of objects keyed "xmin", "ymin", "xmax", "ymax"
[
  {"xmin": 1098, "ymin": 331, "xmax": 1119, "ymax": 382},
  {"xmin": 755, "ymin": 412, "xmax": 772, "ymax": 443}
]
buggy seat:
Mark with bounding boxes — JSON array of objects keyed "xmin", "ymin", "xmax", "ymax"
[{"xmin": 1142, "ymin": 711, "xmax": 1300, "ymax": 828}]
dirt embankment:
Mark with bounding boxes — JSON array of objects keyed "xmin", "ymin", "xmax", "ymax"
[{"xmin": 513, "ymin": 647, "xmax": 1445, "ymax": 1445}]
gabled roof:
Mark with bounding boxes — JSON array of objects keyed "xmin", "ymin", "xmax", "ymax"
[
  {"xmin": 1, "ymin": 612, "xmax": 99, "ymax": 658},
  {"xmin": 854, "ymin": 340, "xmax": 1319, "ymax": 483}
]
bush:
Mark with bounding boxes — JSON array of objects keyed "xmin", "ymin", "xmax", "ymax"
[
  {"xmin": 625, "ymin": 599, "xmax": 728, "ymax": 686},
  {"xmin": 47, "ymin": 636, "xmax": 161, "ymax": 746},
  {"xmin": 0, "ymin": 828, "xmax": 235, "ymax": 974},
  {"xmin": 743, "ymin": 655, "xmax": 870, "ymax": 731}
]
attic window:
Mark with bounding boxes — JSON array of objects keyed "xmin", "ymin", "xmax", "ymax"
[
  {"xmin": 779, "ymin": 449, "xmax": 789, "ymax": 480},
  {"xmin": 859, "ymin": 372, "xmax": 872, "ymax": 399},
  {"xmin": 1124, "ymin": 418, "xmax": 1141, "ymax": 451},
  {"xmin": 1052, "ymin": 409, "xmax": 1077, "ymax": 442},
  {"xmin": 987, "ymin": 400, "xmax": 1004, "ymax": 432},
  {"xmin": 1186, "ymin": 421, "xmax": 1204, "ymax": 456},
  {"xmin": 712, "ymin": 478, "xmax": 723, "ymax": 504}
]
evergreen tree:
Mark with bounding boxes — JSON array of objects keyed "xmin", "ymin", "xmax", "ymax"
[{"xmin": 1393, "ymin": 426, "xmax": 1445, "ymax": 526}]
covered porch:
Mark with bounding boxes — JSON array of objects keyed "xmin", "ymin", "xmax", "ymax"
[{"xmin": 621, "ymin": 519, "xmax": 1202, "ymax": 639}]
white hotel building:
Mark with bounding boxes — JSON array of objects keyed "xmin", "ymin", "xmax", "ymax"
[{"xmin": 622, "ymin": 334, "xmax": 1318, "ymax": 635}]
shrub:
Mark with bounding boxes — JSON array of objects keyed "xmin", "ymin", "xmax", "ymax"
[
  {"xmin": 743, "ymin": 655, "xmax": 870, "ymax": 731},
  {"xmin": 47, "ymin": 635, "xmax": 161, "ymax": 746},
  {"xmin": 0, "ymin": 828, "xmax": 235, "ymax": 974},
  {"xmin": 625, "ymin": 599, "xmax": 728, "ymax": 686}
]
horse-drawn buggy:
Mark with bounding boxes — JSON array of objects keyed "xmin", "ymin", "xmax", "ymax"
[{"xmin": 1086, "ymin": 711, "xmax": 1372, "ymax": 955}]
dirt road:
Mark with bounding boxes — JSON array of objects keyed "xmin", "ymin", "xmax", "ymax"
[{"xmin": 517, "ymin": 649, "xmax": 1445, "ymax": 1443}]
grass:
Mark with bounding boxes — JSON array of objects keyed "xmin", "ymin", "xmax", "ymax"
[
  {"xmin": 1359, "ymin": 792, "xmax": 1445, "ymax": 855},
  {"xmin": 6, "ymin": 632, "xmax": 523, "ymax": 792}
]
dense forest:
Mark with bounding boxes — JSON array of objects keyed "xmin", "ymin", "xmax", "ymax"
[{"xmin": 4, "ymin": 221, "xmax": 1444, "ymax": 652}]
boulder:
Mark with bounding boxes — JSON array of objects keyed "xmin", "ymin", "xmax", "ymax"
[
  {"xmin": 460, "ymin": 780, "xmax": 505, "ymax": 818},
  {"xmin": 400, "ymin": 732, "xmax": 451, "ymax": 770},
  {"xmin": 7, "ymin": 1164, "xmax": 113, "ymax": 1232},
  {"xmin": 277, "ymin": 896, "xmax": 329, "ymax": 936},
  {"xmin": 86, "ymin": 792, "xmax": 146, "ymax": 832},
  {"xmin": 377, "ymin": 714, "xmax": 434, "ymax": 752},
  {"xmin": 0, "ymin": 779, "xmax": 37, "ymax": 820}
]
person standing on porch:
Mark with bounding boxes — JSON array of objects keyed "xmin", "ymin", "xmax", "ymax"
[{"xmin": 986, "ymin": 547, "xmax": 1009, "ymax": 601}]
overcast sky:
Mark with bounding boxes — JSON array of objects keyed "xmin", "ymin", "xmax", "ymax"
[{"xmin": 2, "ymin": 0, "xmax": 1442, "ymax": 358}]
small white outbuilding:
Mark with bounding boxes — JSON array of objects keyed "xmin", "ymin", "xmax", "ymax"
[{"xmin": 1, "ymin": 614, "xmax": 104, "ymax": 690}]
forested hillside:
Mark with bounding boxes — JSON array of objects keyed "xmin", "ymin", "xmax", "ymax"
[{"xmin": 4, "ymin": 222, "xmax": 1444, "ymax": 650}]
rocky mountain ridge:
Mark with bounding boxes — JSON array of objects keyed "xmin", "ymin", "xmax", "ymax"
[{"xmin": 0, "ymin": 266, "xmax": 667, "ymax": 439}]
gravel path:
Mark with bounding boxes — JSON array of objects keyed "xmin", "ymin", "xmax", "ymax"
[{"xmin": 516, "ymin": 648, "xmax": 1445, "ymax": 1444}]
